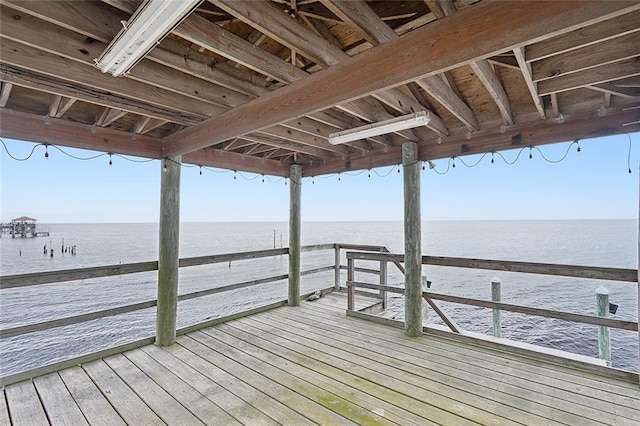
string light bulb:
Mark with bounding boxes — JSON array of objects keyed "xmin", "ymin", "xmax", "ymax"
[
  {"xmin": 576, "ymin": 142, "xmax": 581, "ymax": 153},
  {"xmin": 452, "ymin": 157, "xmax": 456, "ymax": 168},
  {"xmin": 199, "ymin": 165, "xmax": 202, "ymax": 175},
  {"xmin": 233, "ymin": 171, "xmax": 237, "ymax": 180},
  {"xmin": 421, "ymin": 162, "xmax": 425, "ymax": 171},
  {"xmin": 529, "ymin": 147, "xmax": 533, "ymax": 159},
  {"xmin": 108, "ymin": 153, "xmax": 113, "ymax": 166},
  {"xmin": 262, "ymin": 175, "xmax": 265, "ymax": 183},
  {"xmin": 491, "ymin": 152, "xmax": 494, "ymax": 163},
  {"xmin": 338, "ymin": 173, "xmax": 341, "ymax": 181},
  {"xmin": 162, "ymin": 158, "xmax": 168, "ymax": 172},
  {"xmin": 368, "ymin": 169, "xmax": 371, "ymax": 177},
  {"xmin": 44, "ymin": 144, "xmax": 49, "ymax": 159}
]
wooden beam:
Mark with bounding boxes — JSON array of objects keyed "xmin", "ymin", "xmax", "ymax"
[
  {"xmin": 163, "ymin": 1, "xmax": 640, "ymax": 156},
  {"xmin": 0, "ymin": 82, "xmax": 12, "ymax": 107},
  {"xmin": 0, "ymin": 108, "xmax": 161, "ymax": 158},
  {"xmin": 538, "ymin": 58, "xmax": 640, "ymax": 96},
  {"xmin": 302, "ymin": 109, "xmax": 640, "ymax": 176},
  {"xmin": 531, "ymin": 32, "xmax": 640, "ymax": 83},
  {"xmin": 260, "ymin": 125, "xmax": 350, "ymax": 155},
  {"xmin": 526, "ymin": 9, "xmax": 640, "ymax": 62},
  {"xmin": 210, "ymin": 0, "xmax": 448, "ymax": 136},
  {"xmin": 470, "ymin": 59, "xmax": 515, "ymax": 125},
  {"xmin": 514, "ymin": 47, "xmax": 546, "ymax": 119},
  {"xmin": 48, "ymin": 95, "xmax": 77, "ymax": 118},
  {"xmin": 183, "ymin": 147, "xmax": 290, "ymax": 176},
  {"xmin": 550, "ymin": 93, "xmax": 560, "ymax": 118},
  {"xmin": 0, "ymin": 41, "xmax": 210, "ymax": 124},
  {"xmin": 0, "ymin": 64, "xmax": 197, "ymax": 125}
]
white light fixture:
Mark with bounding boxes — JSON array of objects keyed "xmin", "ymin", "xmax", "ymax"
[
  {"xmin": 328, "ymin": 111, "xmax": 430, "ymax": 145},
  {"xmin": 95, "ymin": 0, "xmax": 202, "ymax": 76}
]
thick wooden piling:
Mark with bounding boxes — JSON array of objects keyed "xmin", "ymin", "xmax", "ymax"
[
  {"xmin": 156, "ymin": 155, "xmax": 181, "ymax": 346},
  {"xmin": 289, "ymin": 164, "xmax": 302, "ymax": 306},
  {"xmin": 403, "ymin": 142, "xmax": 422, "ymax": 337}
]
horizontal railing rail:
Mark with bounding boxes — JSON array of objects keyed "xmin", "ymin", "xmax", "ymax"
[
  {"xmin": 0, "ymin": 244, "xmax": 335, "ymax": 289},
  {"xmin": 347, "ymin": 281, "xmax": 639, "ymax": 331},
  {"xmin": 0, "ymin": 246, "xmax": 338, "ymax": 339},
  {"xmin": 346, "ymin": 251, "xmax": 637, "ymax": 283}
]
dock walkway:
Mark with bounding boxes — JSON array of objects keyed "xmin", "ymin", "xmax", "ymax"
[{"xmin": 3, "ymin": 292, "xmax": 640, "ymax": 425}]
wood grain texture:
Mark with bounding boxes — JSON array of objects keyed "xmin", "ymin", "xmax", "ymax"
[{"xmin": 164, "ymin": 1, "xmax": 640, "ymax": 156}]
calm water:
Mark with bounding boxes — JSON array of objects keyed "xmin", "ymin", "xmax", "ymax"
[{"xmin": 0, "ymin": 220, "xmax": 638, "ymax": 376}]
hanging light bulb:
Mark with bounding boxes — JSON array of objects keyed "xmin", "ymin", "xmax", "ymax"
[
  {"xmin": 338, "ymin": 173, "xmax": 341, "ymax": 181},
  {"xmin": 262, "ymin": 175, "xmax": 265, "ymax": 183},
  {"xmin": 44, "ymin": 144, "xmax": 49, "ymax": 159},
  {"xmin": 233, "ymin": 171, "xmax": 237, "ymax": 180},
  {"xmin": 576, "ymin": 142, "xmax": 581, "ymax": 152},
  {"xmin": 368, "ymin": 169, "xmax": 371, "ymax": 177},
  {"xmin": 312, "ymin": 176, "xmax": 315, "ymax": 184},
  {"xmin": 421, "ymin": 162, "xmax": 425, "ymax": 171},
  {"xmin": 491, "ymin": 152, "xmax": 494, "ymax": 164},
  {"xmin": 529, "ymin": 147, "xmax": 533, "ymax": 159},
  {"xmin": 452, "ymin": 157, "xmax": 456, "ymax": 168},
  {"xmin": 108, "ymin": 153, "xmax": 113, "ymax": 166},
  {"xmin": 162, "ymin": 158, "xmax": 168, "ymax": 172}
]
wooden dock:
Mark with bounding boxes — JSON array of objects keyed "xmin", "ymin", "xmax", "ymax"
[{"xmin": 3, "ymin": 291, "xmax": 639, "ymax": 425}]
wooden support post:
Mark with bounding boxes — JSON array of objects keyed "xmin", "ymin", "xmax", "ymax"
[
  {"xmin": 403, "ymin": 141, "xmax": 422, "ymax": 337},
  {"xmin": 492, "ymin": 276, "xmax": 501, "ymax": 338},
  {"xmin": 156, "ymin": 155, "xmax": 181, "ymax": 347},
  {"xmin": 288, "ymin": 164, "xmax": 302, "ymax": 306},
  {"xmin": 596, "ymin": 286, "xmax": 611, "ymax": 366},
  {"xmin": 347, "ymin": 257, "xmax": 355, "ymax": 311},
  {"xmin": 334, "ymin": 244, "xmax": 341, "ymax": 290}
]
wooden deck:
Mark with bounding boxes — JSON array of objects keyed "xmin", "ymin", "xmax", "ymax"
[{"xmin": 3, "ymin": 292, "xmax": 640, "ymax": 425}]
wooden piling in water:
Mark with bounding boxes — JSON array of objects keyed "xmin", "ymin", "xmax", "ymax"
[
  {"xmin": 156, "ymin": 155, "xmax": 181, "ymax": 347},
  {"xmin": 403, "ymin": 141, "xmax": 422, "ymax": 337},
  {"xmin": 289, "ymin": 164, "xmax": 302, "ymax": 306}
]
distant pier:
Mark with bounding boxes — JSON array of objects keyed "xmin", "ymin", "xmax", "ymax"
[{"xmin": 0, "ymin": 216, "xmax": 49, "ymax": 238}]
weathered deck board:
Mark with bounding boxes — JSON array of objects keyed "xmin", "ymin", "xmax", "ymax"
[
  {"xmin": 3, "ymin": 290, "xmax": 640, "ymax": 425},
  {"xmin": 4, "ymin": 380, "xmax": 49, "ymax": 425},
  {"xmin": 310, "ymin": 297, "xmax": 640, "ymax": 397},
  {"xmin": 58, "ymin": 366, "xmax": 126, "ymax": 426},
  {"xmin": 103, "ymin": 354, "xmax": 205, "ymax": 425},
  {"xmin": 33, "ymin": 372, "xmax": 88, "ymax": 425},
  {"xmin": 0, "ymin": 391, "xmax": 10, "ymax": 426},
  {"xmin": 270, "ymin": 304, "xmax": 637, "ymax": 424},
  {"xmin": 82, "ymin": 359, "xmax": 164, "ymax": 425},
  {"xmin": 123, "ymin": 348, "xmax": 241, "ymax": 426},
  {"xmin": 139, "ymin": 344, "xmax": 279, "ymax": 426}
]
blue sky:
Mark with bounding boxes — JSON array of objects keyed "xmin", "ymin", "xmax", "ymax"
[{"xmin": 1, "ymin": 133, "xmax": 638, "ymax": 223}]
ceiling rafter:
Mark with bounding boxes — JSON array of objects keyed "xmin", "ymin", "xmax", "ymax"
[
  {"xmin": 470, "ymin": 59, "xmax": 515, "ymax": 125},
  {"xmin": 322, "ymin": 0, "xmax": 477, "ymax": 131},
  {"xmin": 163, "ymin": 1, "xmax": 640, "ymax": 157},
  {"xmin": 96, "ymin": 108, "xmax": 127, "ymax": 127},
  {"xmin": 48, "ymin": 95, "xmax": 77, "ymax": 119},
  {"xmin": 514, "ymin": 47, "xmax": 546, "ymax": 119},
  {"xmin": 211, "ymin": 0, "xmax": 449, "ymax": 136},
  {"xmin": 0, "ymin": 82, "xmax": 13, "ymax": 107}
]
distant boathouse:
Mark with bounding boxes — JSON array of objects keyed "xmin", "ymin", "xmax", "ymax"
[{"xmin": 0, "ymin": 216, "xmax": 49, "ymax": 238}]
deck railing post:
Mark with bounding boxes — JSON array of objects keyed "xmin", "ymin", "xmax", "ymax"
[
  {"xmin": 421, "ymin": 275, "xmax": 429, "ymax": 324},
  {"xmin": 492, "ymin": 276, "xmax": 501, "ymax": 338},
  {"xmin": 156, "ymin": 155, "xmax": 181, "ymax": 347},
  {"xmin": 403, "ymin": 141, "xmax": 422, "ymax": 336},
  {"xmin": 596, "ymin": 286, "xmax": 611, "ymax": 366},
  {"xmin": 380, "ymin": 257, "xmax": 388, "ymax": 310},
  {"xmin": 347, "ymin": 257, "xmax": 355, "ymax": 311},
  {"xmin": 334, "ymin": 244, "xmax": 341, "ymax": 290},
  {"xmin": 288, "ymin": 164, "xmax": 302, "ymax": 306}
]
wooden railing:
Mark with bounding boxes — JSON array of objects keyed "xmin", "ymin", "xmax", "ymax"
[
  {"xmin": 0, "ymin": 244, "xmax": 336, "ymax": 339},
  {"xmin": 344, "ymin": 250, "xmax": 639, "ymax": 377}
]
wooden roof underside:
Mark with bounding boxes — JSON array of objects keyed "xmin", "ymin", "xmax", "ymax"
[{"xmin": 1, "ymin": 0, "xmax": 639, "ymax": 177}]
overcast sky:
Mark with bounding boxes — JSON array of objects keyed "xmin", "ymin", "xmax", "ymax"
[{"xmin": 1, "ymin": 133, "xmax": 638, "ymax": 223}]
